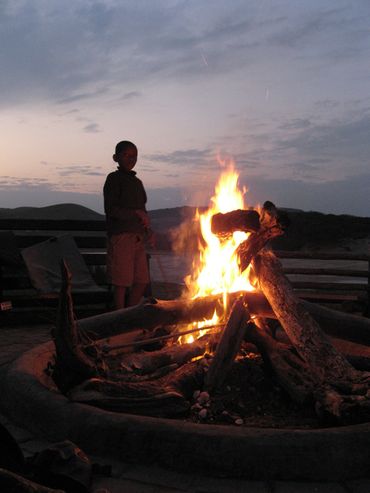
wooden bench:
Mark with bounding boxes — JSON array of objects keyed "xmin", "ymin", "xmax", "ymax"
[
  {"xmin": 0, "ymin": 218, "xmax": 111, "ymax": 324},
  {"xmin": 276, "ymin": 250, "xmax": 370, "ymax": 314}
]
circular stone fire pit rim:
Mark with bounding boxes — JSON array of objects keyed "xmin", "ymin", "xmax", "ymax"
[{"xmin": 1, "ymin": 341, "xmax": 370, "ymax": 481}]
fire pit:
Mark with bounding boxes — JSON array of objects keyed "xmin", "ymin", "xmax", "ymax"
[
  {"xmin": 2, "ymin": 324, "xmax": 370, "ymax": 481},
  {"xmin": 2, "ymin": 163, "xmax": 370, "ymax": 480}
]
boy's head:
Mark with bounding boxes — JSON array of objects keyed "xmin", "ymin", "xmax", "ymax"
[{"xmin": 113, "ymin": 141, "xmax": 138, "ymax": 172}]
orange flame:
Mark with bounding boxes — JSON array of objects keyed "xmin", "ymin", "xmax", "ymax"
[{"xmin": 180, "ymin": 159, "xmax": 255, "ymax": 344}]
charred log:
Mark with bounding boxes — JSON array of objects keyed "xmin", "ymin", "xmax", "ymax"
[
  {"xmin": 72, "ymin": 281, "xmax": 370, "ymax": 346},
  {"xmin": 77, "ymin": 291, "xmax": 272, "ymax": 340},
  {"xmin": 237, "ymin": 202, "xmax": 287, "ymax": 273},
  {"xmin": 68, "ymin": 360, "xmax": 205, "ymax": 417},
  {"xmin": 205, "ymin": 296, "xmax": 250, "ymax": 392},
  {"xmin": 0, "ymin": 468, "xmax": 64, "ymax": 493},
  {"xmin": 246, "ymin": 319, "xmax": 315, "ymax": 404},
  {"xmin": 113, "ymin": 334, "xmax": 212, "ymax": 379},
  {"xmin": 260, "ymin": 201, "xmax": 290, "ymax": 230},
  {"xmin": 52, "ymin": 261, "xmax": 102, "ymax": 393},
  {"xmin": 52, "ymin": 265, "xmax": 209, "ymax": 416},
  {"xmin": 255, "ymin": 250, "xmax": 370, "ymax": 424},
  {"xmin": 211, "ymin": 209, "xmax": 260, "ymax": 236}
]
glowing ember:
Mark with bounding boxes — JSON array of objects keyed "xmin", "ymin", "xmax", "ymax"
[{"xmin": 180, "ymin": 159, "xmax": 256, "ymax": 344}]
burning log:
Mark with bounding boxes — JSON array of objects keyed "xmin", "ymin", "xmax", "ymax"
[
  {"xmin": 236, "ymin": 201, "xmax": 287, "ymax": 273},
  {"xmin": 53, "ymin": 248, "xmax": 370, "ymax": 421},
  {"xmin": 205, "ymin": 296, "xmax": 250, "ymax": 392},
  {"xmin": 254, "ymin": 250, "xmax": 370, "ymax": 423},
  {"xmin": 259, "ymin": 201, "xmax": 290, "ymax": 230},
  {"xmin": 77, "ymin": 291, "xmax": 273, "ymax": 340},
  {"xmin": 77, "ymin": 291, "xmax": 370, "ymax": 348},
  {"xmin": 211, "ymin": 209, "xmax": 260, "ymax": 236},
  {"xmin": 114, "ymin": 334, "xmax": 213, "ymax": 379},
  {"xmin": 237, "ymin": 224, "xmax": 284, "ymax": 273}
]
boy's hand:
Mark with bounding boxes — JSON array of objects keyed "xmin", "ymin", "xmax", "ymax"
[
  {"xmin": 135, "ymin": 209, "xmax": 150, "ymax": 228},
  {"xmin": 147, "ymin": 230, "xmax": 156, "ymax": 248}
]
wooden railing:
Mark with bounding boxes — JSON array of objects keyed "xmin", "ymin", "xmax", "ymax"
[
  {"xmin": 275, "ymin": 250, "xmax": 369, "ymax": 310},
  {"xmin": 0, "ymin": 219, "xmax": 109, "ymax": 323},
  {"xmin": 1, "ymin": 219, "xmax": 369, "ymax": 324}
]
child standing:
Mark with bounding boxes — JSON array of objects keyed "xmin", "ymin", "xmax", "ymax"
[{"xmin": 103, "ymin": 140, "xmax": 151, "ymax": 309}]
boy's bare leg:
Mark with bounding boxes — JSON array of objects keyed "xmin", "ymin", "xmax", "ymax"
[
  {"xmin": 114, "ymin": 285, "xmax": 127, "ymax": 310},
  {"xmin": 128, "ymin": 283, "xmax": 148, "ymax": 306}
]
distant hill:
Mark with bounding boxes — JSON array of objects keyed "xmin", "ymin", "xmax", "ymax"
[
  {"xmin": 0, "ymin": 203, "xmax": 369, "ymax": 252},
  {"xmin": 0, "ymin": 203, "xmax": 104, "ymax": 220},
  {"xmin": 271, "ymin": 210, "xmax": 370, "ymax": 252},
  {"xmin": 148, "ymin": 206, "xmax": 206, "ymax": 232}
]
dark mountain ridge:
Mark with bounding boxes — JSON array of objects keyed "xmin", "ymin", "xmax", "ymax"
[
  {"xmin": 0, "ymin": 203, "xmax": 104, "ymax": 220},
  {"xmin": 0, "ymin": 203, "xmax": 369, "ymax": 252}
]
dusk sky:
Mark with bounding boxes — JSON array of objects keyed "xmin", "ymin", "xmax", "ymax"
[{"xmin": 1, "ymin": 0, "xmax": 370, "ymax": 216}]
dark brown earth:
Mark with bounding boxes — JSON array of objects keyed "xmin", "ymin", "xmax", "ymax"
[
  {"xmin": 187, "ymin": 349, "xmax": 320, "ymax": 429},
  {"xmin": 106, "ymin": 335, "xmax": 321, "ymax": 428}
]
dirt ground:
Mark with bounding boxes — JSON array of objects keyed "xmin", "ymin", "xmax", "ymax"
[{"xmin": 187, "ymin": 349, "xmax": 320, "ymax": 429}]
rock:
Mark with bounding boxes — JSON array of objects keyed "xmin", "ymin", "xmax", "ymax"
[
  {"xmin": 193, "ymin": 390, "xmax": 201, "ymax": 400},
  {"xmin": 199, "ymin": 408, "xmax": 208, "ymax": 419},
  {"xmin": 197, "ymin": 391, "xmax": 210, "ymax": 405}
]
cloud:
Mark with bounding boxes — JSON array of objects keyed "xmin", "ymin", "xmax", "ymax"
[
  {"xmin": 274, "ymin": 112, "xmax": 370, "ymax": 178},
  {"xmin": 57, "ymin": 88, "xmax": 108, "ymax": 105},
  {"xmin": 144, "ymin": 148, "xmax": 213, "ymax": 166},
  {"xmin": 83, "ymin": 123, "xmax": 101, "ymax": 133},
  {"xmin": 313, "ymin": 99, "xmax": 340, "ymax": 110},
  {"xmin": 117, "ymin": 91, "xmax": 141, "ymax": 101},
  {"xmin": 268, "ymin": 7, "xmax": 347, "ymax": 48},
  {"xmin": 0, "ymin": 176, "xmax": 51, "ymax": 188},
  {"xmin": 279, "ymin": 118, "xmax": 312, "ymax": 130},
  {"xmin": 1, "ymin": 169, "xmax": 369, "ymax": 217},
  {"xmin": 239, "ymin": 172, "xmax": 370, "ymax": 217},
  {"xmin": 2, "ymin": 1, "xmax": 369, "ymax": 107},
  {"xmin": 56, "ymin": 165, "xmax": 105, "ymax": 177}
]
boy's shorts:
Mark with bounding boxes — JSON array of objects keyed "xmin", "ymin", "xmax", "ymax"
[{"xmin": 107, "ymin": 233, "xmax": 150, "ymax": 287}]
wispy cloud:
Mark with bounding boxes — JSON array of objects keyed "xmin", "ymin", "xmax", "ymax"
[
  {"xmin": 0, "ymin": 177, "xmax": 51, "ymax": 188},
  {"xmin": 56, "ymin": 165, "xmax": 105, "ymax": 177},
  {"xmin": 145, "ymin": 148, "xmax": 213, "ymax": 167},
  {"xmin": 275, "ymin": 112, "xmax": 370, "ymax": 177},
  {"xmin": 2, "ymin": 1, "xmax": 368, "ymax": 107},
  {"xmin": 117, "ymin": 91, "xmax": 141, "ymax": 101},
  {"xmin": 279, "ymin": 118, "xmax": 312, "ymax": 130},
  {"xmin": 83, "ymin": 123, "xmax": 101, "ymax": 133},
  {"xmin": 57, "ymin": 88, "xmax": 108, "ymax": 105},
  {"xmin": 239, "ymin": 172, "xmax": 370, "ymax": 217}
]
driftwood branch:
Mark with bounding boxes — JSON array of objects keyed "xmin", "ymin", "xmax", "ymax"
[
  {"xmin": 68, "ymin": 360, "xmax": 205, "ymax": 417},
  {"xmin": 75, "ymin": 288, "xmax": 370, "ymax": 347},
  {"xmin": 237, "ymin": 201, "xmax": 286, "ymax": 273},
  {"xmin": 205, "ymin": 296, "xmax": 250, "ymax": 392},
  {"xmin": 52, "ymin": 261, "xmax": 101, "ymax": 392},
  {"xmin": 255, "ymin": 250, "xmax": 370, "ymax": 423},
  {"xmin": 211, "ymin": 209, "xmax": 260, "ymax": 236},
  {"xmin": 52, "ymin": 263, "xmax": 208, "ymax": 416},
  {"xmin": 77, "ymin": 291, "xmax": 272, "ymax": 340}
]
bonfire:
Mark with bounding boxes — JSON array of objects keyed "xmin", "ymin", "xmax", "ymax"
[{"xmin": 51, "ymin": 161, "xmax": 370, "ymax": 427}]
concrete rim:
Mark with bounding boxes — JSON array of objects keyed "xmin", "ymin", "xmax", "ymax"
[{"xmin": 1, "ymin": 341, "xmax": 370, "ymax": 481}]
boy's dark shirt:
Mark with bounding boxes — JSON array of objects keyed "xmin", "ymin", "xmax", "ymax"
[{"xmin": 104, "ymin": 168, "xmax": 147, "ymax": 236}]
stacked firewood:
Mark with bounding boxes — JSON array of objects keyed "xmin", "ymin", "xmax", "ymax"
[{"xmin": 51, "ymin": 203, "xmax": 370, "ymax": 424}]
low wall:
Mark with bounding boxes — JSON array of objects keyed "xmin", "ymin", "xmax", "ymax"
[{"xmin": 1, "ymin": 341, "xmax": 370, "ymax": 480}]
